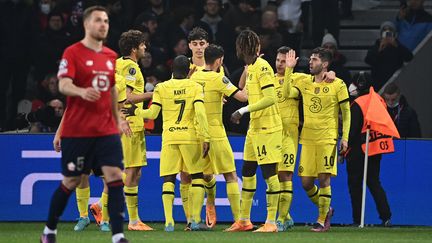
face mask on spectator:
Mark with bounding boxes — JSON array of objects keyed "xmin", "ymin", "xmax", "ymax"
[
  {"xmin": 145, "ymin": 82, "xmax": 155, "ymax": 92},
  {"xmin": 40, "ymin": 3, "xmax": 51, "ymax": 15},
  {"xmin": 387, "ymin": 101, "xmax": 399, "ymax": 108},
  {"xmin": 348, "ymin": 83, "xmax": 358, "ymax": 97}
]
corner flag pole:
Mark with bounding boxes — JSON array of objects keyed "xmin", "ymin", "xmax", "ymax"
[{"xmin": 360, "ymin": 127, "xmax": 370, "ymax": 228}]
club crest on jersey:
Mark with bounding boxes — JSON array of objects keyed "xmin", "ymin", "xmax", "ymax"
[
  {"xmin": 323, "ymin": 87, "xmax": 329, "ymax": 93},
  {"xmin": 279, "ymin": 78, "xmax": 284, "ymax": 85},
  {"xmin": 129, "ymin": 67, "xmax": 136, "ymax": 75},
  {"xmin": 314, "ymin": 87, "xmax": 320, "ymax": 94},
  {"xmin": 106, "ymin": 60, "xmax": 113, "ymax": 70},
  {"xmin": 92, "ymin": 74, "xmax": 110, "ymax": 92}
]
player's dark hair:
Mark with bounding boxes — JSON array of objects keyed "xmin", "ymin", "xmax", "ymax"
[
  {"xmin": 118, "ymin": 30, "xmax": 147, "ymax": 56},
  {"xmin": 82, "ymin": 6, "xmax": 108, "ymax": 22},
  {"xmin": 172, "ymin": 55, "xmax": 190, "ymax": 79},
  {"xmin": 311, "ymin": 47, "xmax": 333, "ymax": 64},
  {"xmin": 204, "ymin": 44, "xmax": 224, "ymax": 65},
  {"xmin": 236, "ymin": 30, "xmax": 260, "ymax": 59},
  {"xmin": 383, "ymin": 82, "xmax": 401, "ymax": 95},
  {"xmin": 277, "ymin": 46, "xmax": 291, "ymax": 55},
  {"xmin": 188, "ymin": 27, "xmax": 209, "ymax": 43}
]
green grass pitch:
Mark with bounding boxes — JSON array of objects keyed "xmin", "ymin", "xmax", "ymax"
[{"xmin": 1, "ymin": 222, "xmax": 431, "ymax": 242}]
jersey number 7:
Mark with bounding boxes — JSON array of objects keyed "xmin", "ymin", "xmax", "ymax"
[{"xmin": 174, "ymin": 99, "xmax": 186, "ymax": 124}]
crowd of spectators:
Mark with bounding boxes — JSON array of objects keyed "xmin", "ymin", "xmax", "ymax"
[{"xmin": 0, "ymin": 0, "xmax": 429, "ymax": 138}]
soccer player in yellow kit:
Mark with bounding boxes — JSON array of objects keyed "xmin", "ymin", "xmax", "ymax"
[
  {"xmin": 283, "ymin": 48, "xmax": 350, "ymax": 232},
  {"xmin": 190, "ymin": 44, "xmax": 248, "ymax": 229},
  {"xmin": 181, "ymin": 27, "xmax": 224, "ymax": 228},
  {"xmin": 114, "ymin": 30, "xmax": 153, "ymax": 231},
  {"xmin": 122, "ymin": 55, "xmax": 211, "ymax": 231},
  {"xmin": 228, "ymin": 30, "xmax": 282, "ymax": 233}
]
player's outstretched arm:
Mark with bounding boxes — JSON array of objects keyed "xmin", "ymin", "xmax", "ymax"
[
  {"xmin": 122, "ymin": 101, "xmax": 161, "ymax": 119},
  {"xmin": 238, "ymin": 66, "xmax": 248, "ymax": 89},
  {"xmin": 126, "ymin": 87, "xmax": 153, "ymax": 103},
  {"xmin": 194, "ymin": 101, "xmax": 210, "ymax": 142},
  {"xmin": 232, "ymin": 89, "xmax": 248, "ymax": 102}
]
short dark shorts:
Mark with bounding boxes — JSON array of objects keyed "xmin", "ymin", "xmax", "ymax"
[{"xmin": 61, "ymin": 134, "xmax": 123, "ymax": 177}]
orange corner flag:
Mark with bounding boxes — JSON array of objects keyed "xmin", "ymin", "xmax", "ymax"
[{"xmin": 362, "ymin": 87, "xmax": 400, "ymax": 138}]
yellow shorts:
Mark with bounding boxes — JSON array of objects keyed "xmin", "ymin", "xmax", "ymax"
[
  {"xmin": 160, "ymin": 143, "xmax": 205, "ymax": 177},
  {"xmin": 243, "ymin": 130, "xmax": 282, "ymax": 165},
  {"xmin": 279, "ymin": 125, "xmax": 299, "ymax": 172},
  {"xmin": 121, "ymin": 131, "xmax": 147, "ymax": 168},
  {"xmin": 298, "ymin": 144, "xmax": 337, "ymax": 177},
  {"xmin": 202, "ymin": 138, "xmax": 236, "ymax": 175}
]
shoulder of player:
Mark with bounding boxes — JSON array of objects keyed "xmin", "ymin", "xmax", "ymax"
[{"xmin": 102, "ymin": 46, "xmax": 117, "ymax": 58}]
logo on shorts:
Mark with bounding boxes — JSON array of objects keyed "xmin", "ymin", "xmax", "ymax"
[
  {"xmin": 67, "ymin": 162, "xmax": 76, "ymax": 171},
  {"xmin": 298, "ymin": 165, "xmax": 304, "ymax": 174}
]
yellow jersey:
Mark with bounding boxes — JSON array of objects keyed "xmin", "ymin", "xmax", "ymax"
[
  {"xmin": 116, "ymin": 57, "xmax": 145, "ymax": 132},
  {"xmin": 115, "ymin": 73, "xmax": 127, "ymax": 103},
  {"xmin": 274, "ymin": 73, "xmax": 301, "ymax": 130},
  {"xmin": 294, "ymin": 77, "xmax": 349, "ymax": 145},
  {"xmin": 152, "ymin": 78, "xmax": 205, "ymax": 145},
  {"xmin": 246, "ymin": 57, "xmax": 282, "ymax": 134},
  {"xmin": 191, "ymin": 70, "xmax": 239, "ymax": 140}
]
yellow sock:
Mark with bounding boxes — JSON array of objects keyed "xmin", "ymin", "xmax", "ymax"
[
  {"xmin": 162, "ymin": 182, "xmax": 175, "ymax": 226},
  {"xmin": 265, "ymin": 175, "xmax": 280, "ymax": 223},
  {"xmin": 180, "ymin": 183, "xmax": 190, "ymax": 222},
  {"xmin": 124, "ymin": 186, "xmax": 139, "ymax": 223},
  {"xmin": 318, "ymin": 186, "xmax": 331, "ymax": 225},
  {"xmin": 101, "ymin": 192, "xmax": 109, "ymax": 222},
  {"xmin": 190, "ymin": 179, "xmax": 205, "ymax": 223},
  {"xmin": 307, "ymin": 185, "xmax": 319, "ymax": 206},
  {"xmin": 240, "ymin": 175, "xmax": 256, "ymax": 220},
  {"xmin": 226, "ymin": 181, "xmax": 240, "ymax": 221},
  {"xmin": 205, "ymin": 177, "xmax": 216, "ymax": 205},
  {"xmin": 76, "ymin": 187, "xmax": 89, "ymax": 217},
  {"xmin": 277, "ymin": 181, "xmax": 293, "ymax": 222}
]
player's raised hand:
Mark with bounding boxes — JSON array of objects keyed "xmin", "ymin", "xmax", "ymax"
[
  {"xmin": 80, "ymin": 87, "xmax": 101, "ymax": 102},
  {"xmin": 121, "ymin": 100, "xmax": 138, "ymax": 117},
  {"xmin": 202, "ymin": 142, "xmax": 210, "ymax": 158},
  {"xmin": 285, "ymin": 49, "xmax": 298, "ymax": 68},
  {"xmin": 323, "ymin": 71, "xmax": 336, "ymax": 83}
]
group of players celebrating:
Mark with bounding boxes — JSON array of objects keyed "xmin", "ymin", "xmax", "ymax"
[{"xmin": 41, "ymin": 5, "xmax": 350, "ymax": 243}]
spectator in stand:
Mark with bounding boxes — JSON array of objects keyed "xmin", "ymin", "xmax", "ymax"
[
  {"xmin": 256, "ymin": 10, "xmax": 283, "ymax": 68},
  {"xmin": 34, "ymin": 12, "xmax": 73, "ymax": 82},
  {"xmin": 105, "ymin": 0, "xmax": 127, "ymax": 54},
  {"xmin": 37, "ymin": 73, "xmax": 64, "ymax": 104},
  {"xmin": 35, "ymin": 0, "xmax": 58, "ymax": 31},
  {"xmin": 321, "ymin": 33, "xmax": 352, "ymax": 85},
  {"xmin": 365, "ymin": 21, "xmax": 413, "ymax": 92},
  {"xmin": 30, "ymin": 99, "xmax": 65, "ymax": 133},
  {"xmin": 167, "ymin": 7, "xmax": 212, "ymax": 49},
  {"xmin": 201, "ymin": 0, "xmax": 236, "ymax": 67},
  {"xmin": 223, "ymin": 0, "xmax": 261, "ymax": 34},
  {"xmin": 0, "ymin": 0, "xmax": 37, "ymax": 131},
  {"xmin": 396, "ymin": 0, "xmax": 432, "ymax": 51},
  {"xmin": 382, "ymin": 83, "xmax": 421, "ymax": 138},
  {"xmin": 276, "ymin": 0, "xmax": 305, "ymax": 54},
  {"xmin": 311, "ymin": 0, "xmax": 340, "ymax": 47}
]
